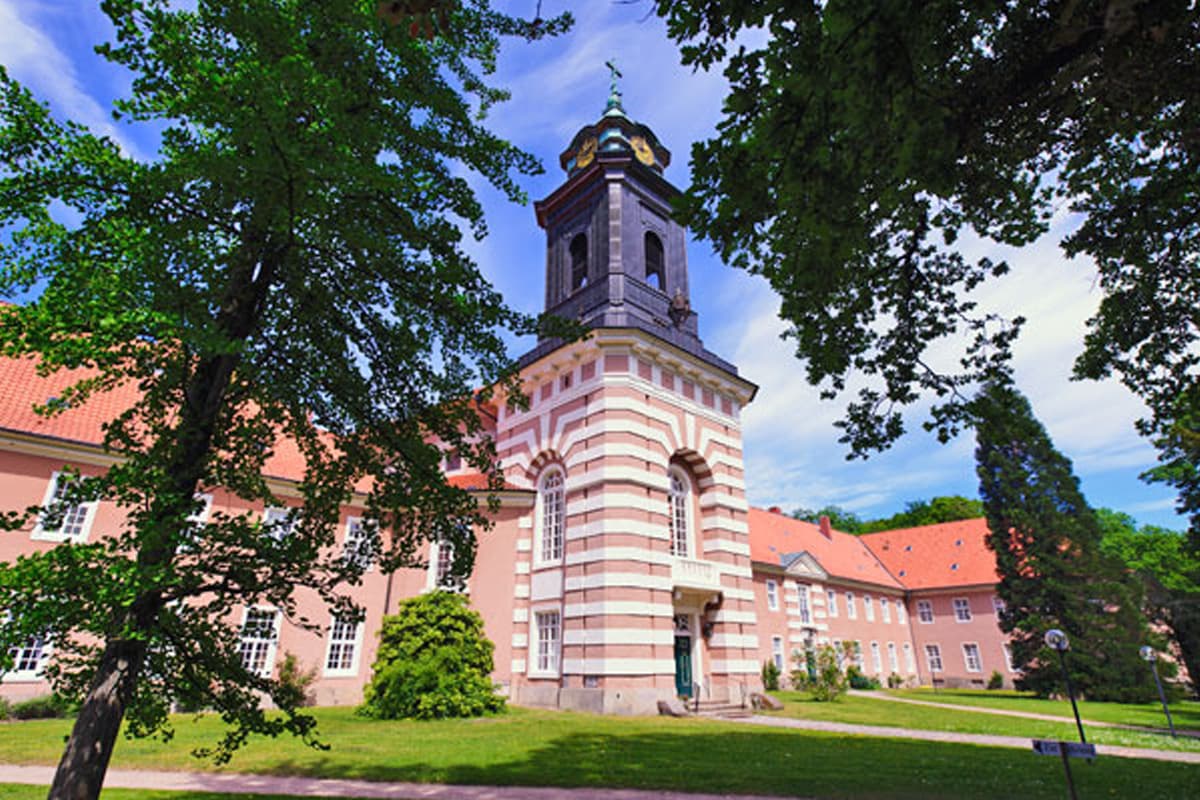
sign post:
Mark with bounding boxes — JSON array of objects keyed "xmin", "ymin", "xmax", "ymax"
[{"xmin": 1032, "ymin": 739, "xmax": 1097, "ymax": 800}]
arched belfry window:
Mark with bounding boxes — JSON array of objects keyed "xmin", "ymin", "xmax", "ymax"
[
  {"xmin": 539, "ymin": 467, "xmax": 565, "ymax": 563},
  {"xmin": 644, "ymin": 231, "xmax": 665, "ymax": 291},
  {"xmin": 668, "ymin": 466, "xmax": 692, "ymax": 558},
  {"xmin": 569, "ymin": 233, "xmax": 588, "ymax": 291}
]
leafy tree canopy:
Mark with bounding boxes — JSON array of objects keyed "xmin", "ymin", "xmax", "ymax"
[
  {"xmin": 0, "ymin": 0, "xmax": 568, "ymax": 795},
  {"xmin": 653, "ymin": 1, "xmax": 1199, "ymax": 496},
  {"xmin": 791, "ymin": 495, "xmax": 982, "ymax": 534},
  {"xmin": 789, "ymin": 505, "xmax": 865, "ymax": 533}
]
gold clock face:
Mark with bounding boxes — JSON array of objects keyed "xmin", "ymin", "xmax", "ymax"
[
  {"xmin": 630, "ymin": 135, "xmax": 654, "ymax": 166},
  {"xmin": 576, "ymin": 137, "xmax": 598, "ymax": 168}
]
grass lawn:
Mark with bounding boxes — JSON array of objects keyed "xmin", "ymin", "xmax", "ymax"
[
  {"xmin": 0, "ymin": 706, "xmax": 1197, "ymax": 800},
  {"xmin": 765, "ymin": 691, "xmax": 1200, "ymax": 753},
  {"xmin": 0, "ymin": 790, "xmax": 352, "ymax": 800},
  {"xmin": 883, "ymin": 688, "xmax": 1200, "ymax": 730}
]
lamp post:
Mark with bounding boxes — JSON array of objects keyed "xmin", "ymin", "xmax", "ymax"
[
  {"xmin": 1045, "ymin": 629, "xmax": 1086, "ymax": 744},
  {"xmin": 1140, "ymin": 646, "xmax": 1177, "ymax": 738}
]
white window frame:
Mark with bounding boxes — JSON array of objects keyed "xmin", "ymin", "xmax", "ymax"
[
  {"xmin": 536, "ymin": 468, "xmax": 566, "ymax": 566},
  {"xmin": 4, "ymin": 633, "xmax": 51, "ymax": 682},
  {"xmin": 262, "ymin": 506, "xmax": 298, "ymax": 541},
  {"xmin": 903, "ymin": 642, "xmax": 916, "ymax": 673},
  {"xmin": 343, "ymin": 517, "xmax": 376, "ymax": 571},
  {"xmin": 323, "ymin": 613, "xmax": 364, "ymax": 677},
  {"xmin": 896, "ymin": 599, "xmax": 907, "ymax": 625},
  {"xmin": 826, "ymin": 589, "xmax": 838, "ymax": 617},
  {"xmin": 32, "ymin": 472, "xmax": 99, "ymax": 543},
  {"xmin": 531, "ymin": 608, "xmax": 561, "ymax": 677},
  {"xmin": 845, "ymin": 591, "xmax": 857, "ymax": 620},
  {"xmin": 864, "ymin": 595, "xmax": 875, "ymax": 622},
  {"xmin": 238, "ymin": 607, "xmax": 280, "ymax": 678},
  {"xmin": 425, "ymin": 538, "xmax": 463, "ymax": 592},
  {"xmin": 870, "ymin": 641, "xmax": 882, "ymax": 674},
  {"xmin": 887, "ymin": 641, "xmax": 899, "ymax": 673},
  {"xmin": 771, "ymin": 636, "xmax": 784, "ymax": 671},
  {"xmin": 881, "ymin": 598, "xmax": 891, "ymax": 624},
  {"xmin": 962, "ymin": 642, "xmax": 983, "ymax": 673},
  {"xmin": 765, "ymin": 579, "xmax": 779, "ymax": 611},
  {"xmin": 916, "ymin": 599, "xmax": 934, "ymax": 624},
  {"xmin": 925, "ymin": 643, "xmax": 943, "ymax": 673},
  {"xmin": 852, "ymin": 640, "xmax": 864, "ymax": 669},
  {"xmin": 667, "ymin": 465, "xmax": 692, "ymax": 558},
  {"xmin": 953, "ymin": 597, "xmax": 972, "ymax": 623},
  {"xmin": 832, "ymin": 638, "xmax": 844, "ymax": 668},
  {"xmin": 1002, "ymin": 643, "xmax": 1016, "ymax": 672},
  {"xmin": 797, "ymin": 585, "xmax": 812, "ymax": 624},
  {"xmin": 992, "ymin": 595, "xmax": 1006, "ymax": 616}
]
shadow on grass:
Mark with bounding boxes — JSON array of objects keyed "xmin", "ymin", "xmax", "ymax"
[{"xmin": 253, "ymin": 727, "xmax": 1197, "ymax": 800}]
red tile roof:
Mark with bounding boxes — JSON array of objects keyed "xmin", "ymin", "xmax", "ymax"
[
  {"xmin": 860, "ymin": 518, "xmax": 999, "ymax": 589},
  {"xmin": 748, "ymin": 506, "xmax": 904, "ymax": 590}
]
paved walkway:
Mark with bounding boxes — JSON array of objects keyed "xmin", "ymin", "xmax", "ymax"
[
  {"xmin": 0, "ymin": 764, "xmax": 802, "ymax": 799},
  {"xmin": 846, "ymin": 690, "xmax": 1199, "ymax": 738}
]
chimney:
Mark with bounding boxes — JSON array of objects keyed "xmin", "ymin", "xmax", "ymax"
[
  {"xmin": 768, "ymin": 505, "xmax": 781, "ymax": 514},
  {"xmin": 818, "ymin": 515, "xmax": 833, "ymax": 540}
]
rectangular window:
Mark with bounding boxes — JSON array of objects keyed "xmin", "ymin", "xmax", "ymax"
[
  {"xmin": 832, "ymin": 639, "xmax": 844, "ymax": 668},
  {"xmin": 904, "ymin": 642, "xmax": 916, "ymax": 673},
  {"xmin": 887, "ymin": 642, "xmax": 899, "ymax": 673},
  {"xmin": 864, "ymin": 595, "xmax": 875, "ymax": 622},
  {"xmin": 962, "ymin": 643, "xmax": 982, "ymax": 673},
  {"xmin": 5, "ymin": 634, "xmax": 49, "ymax": 681},
  {"xmin": 896, "ymin": 599, "xmax": 907, "ymax": 625},
  {"xmin": 772, "ymin": 636, "xmax": 784, "ymax": 671},
  {"xmin": 917, "ymin": 599, "xmax": 934, "ymax": 624},
  {"xmin": 435, "ymin": 540, "xmax": 455, "ymax": 588},
  {"xmin": 881, "ymin": 598, "xmax": 891, "ymax": 624},
  {"xmin": 33, "ymin": 472, "xmax": 97, "ymax": 543},
  {"xmin": 826, "ymin": 589, "xmax": 838, "ymax": 617},
  {"xmin": 870, "ymin": 641, "xmax": 882, "ymax": 674},
  {"xmin": 925, "ymin": 643, "xmax": 943, "ymax": 673},
  {"xmin": 852, "ymin": 640, "xmax": 864, "ymax": 669},
  {"xmin": 1003, "ymin": 643, "xmax": 1015, "ymax": 672},
  {"xmin": 324, "ymin": 615, "xmax": 361, "ymax": 675},
  {"xmin": 535, "ymin": 611, "xmax": 561, "ymax": 674},
  {"xmin": 953, "ymin": 597, "xmax": 972, "ymax": 622},
  {"xmin": 797, "ymin": 585, "xmax": 811, "ymax": 624},
  {"xmin": 239, "ymin": 608, "xmax": 280, "ymax": 678},
  {"xmin": 766, "ymin": 579, "xmax": 778, "ymax": 611},
  {"xmin": 263, "ymin": 506, "xmax": 297, "ymax": 541},
  {"xmin": 846, "ymin": 592, "xmax": 857, "ymax": 620},
  {"xmin": 343, "ymin": 518, "xmax": 375, "ymax": 570},
  {"xmin": 992, "ymin": 595, "xmax": 1006, "ymax": 616}
]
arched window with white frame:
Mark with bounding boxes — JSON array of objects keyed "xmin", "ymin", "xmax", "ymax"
[
  {"xmin": 667, "ymin": 465, "xmax": 692, "ymax": 558},
  {"xmin": 538, "ymin": 467, "xmax": 565, "ymax": 564}
]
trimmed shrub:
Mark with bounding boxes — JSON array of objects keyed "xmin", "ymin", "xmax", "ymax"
[
  {"xmin": 846, "ymin": 665, "xmax": 880, "ymax": 690},
  {"xmin": 360, "ymin": 591, "xmax": 504, "ymax": 720},
  {"xmin": 11, "ymin": 694, "xmax": 69, "ymax": 720},
  {"xmin": 761, "ymin": 659, "xmax": 781, "ymax": 691},
  {"xmin": 987, "ymin": 670, "xmax": 1005, "ymax": 690},
  {"xmin": 887, "ymin": 672, "xmax": 904, "ymax": 689}
]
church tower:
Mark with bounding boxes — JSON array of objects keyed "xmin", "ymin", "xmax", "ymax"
[{"xmin": 494, "ymin": 72, "xmax": 761, "ymax": 713}]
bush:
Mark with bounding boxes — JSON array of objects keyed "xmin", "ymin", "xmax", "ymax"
[
  {"xmin": 887, "ymin": 672, "xmax": 904, "ymax": 689},
  {"xmin": 0, "ymin": 696, "xmax": 9, "ymax": 720},
  {"xmin": 761, "ymin": 659, "xmax": 781, "ymax": 691},
  {"xmin": 277, "ymin": 651, "xmax": 318, "ymax": 708},
  {"xmin": 360, "ymin": 591, "xmax": 504, "ymax": 720},
  {"xmin": 807, "ymin": 644, "xmax": 848, "ymax": 702},
  {"xmin": 11, "ymin": 694, "xmax": 69, "ymax": 720},
  {"xmin": 846, "ymin": 665, "xmax": 881, "ymax": 690},
  {"xmin": 987, "ymin": 670, "xmax": 1005, "ymax": 690}
]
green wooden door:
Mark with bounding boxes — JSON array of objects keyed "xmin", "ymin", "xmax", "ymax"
[{"xmin": 674, "ymin": 636, "xmax": 692, "ymax": 697}]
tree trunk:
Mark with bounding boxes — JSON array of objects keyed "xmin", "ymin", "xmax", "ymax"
[{"xmin": 48, "ymin": 639, "xmax": 144, "ymax": 800}]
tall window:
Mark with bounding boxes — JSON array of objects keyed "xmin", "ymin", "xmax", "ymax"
[
  {"xmin": 896, "ymin": 599, "xmax": 907, "ymax": 625},
  {"xmin": 962, "ymin": 643, "xmax": 983, "ymax": 673},
  {"xmin": 845, "ymin": 592, "xmax": 857, "ymax": 620},
  {"xmin": 852, "ymin": 640, "xmax": 864, "ymax": 669},
  {"xmin": 644, "ymin": 231, "xmax": 665, "ymax": 290},
  {"xmin": 436, "ymin": 540, "xmax": 455, "ymax": 588},
  {"xmin": 535, "ymin": 610, "xmax": 561, "ymax": 674},
  {"xmin": 325, "ymin": 615, "xmax": 361, "ymax": 675},
  {"xmin": 765, "ymin": 579, "xmax": 779, "ymax": 611},
  {"xmin": 953, "ymin": 597, "xmax": 972, "ymax": 622},
  {"xmin": 771, "ymin": 636, "xmax": 784, "ymax": 671},
  {"xmin": 1002, "ymin": 643, "xmax": 1015, "ymax": 672},
  {"xmin": 569, "ymin": 233, "xmax": 588, "ymax": 291},
  {"xmin": 797, "ymin": 586, "xmax": 812, "ymax": 624},
  {"xmin": 916, "ymin": 599, "xmax": 934, "ymax": 623},
  {"xmin": 343, "ymin": 518, "xmax": 375, "ymax": 570},
  {"xmin": 992, "ymin": 595, "xmax": 1006, "ymax": 616},
  {"xmin": 33, "ymin": 472, "xmax": 96, "ymax": 543},
  {"xmin": 826, "ymin": 589, "xmax": 838, "ymax": 617},
  {"xmin": 904, "ymin": 642, "xmax": 916, "ymax": 673},
  {"xmin": 864, "ymin": 595, "xmax": 875, "ymax": 622},
  {"xmin": 539, "ymin": 469, "xmax": 565, "ymax": 563},
  {"xmin": 239, "ymin": 608, "xmax": 280, "ymax": 678},
  {"xmin": 881, "ymin": 598, "xmax": 891, "ymax": 624},
  {"xmin": 925, "ymin": 643, "xmax": 943, "ymax": 673},
  {"xmin": 870, "ymin": 641, "xmax": 882, "ymax": 674},
  {"xmin": 887, "ymin": 642, "xmax": 899, "ymax": 673},
  {"xmin": 667, "ymin": 467, "xmax": 691, "ymax": 557}
]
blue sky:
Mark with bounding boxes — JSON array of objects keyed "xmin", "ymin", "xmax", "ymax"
[{"xmin": 1, "ymin": 1, "xmax": 1186, "ymax": 530}]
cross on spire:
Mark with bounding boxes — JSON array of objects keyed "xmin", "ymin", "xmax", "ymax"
[{"xmin": 604, "ymin": 58, "xmax": 624, "ymax": 113}]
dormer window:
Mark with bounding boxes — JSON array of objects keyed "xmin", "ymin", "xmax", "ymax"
[
  {"xmin": 644, "ymin": 231, "xmax": 664, "ymax": 290},
  {"xmin": 570, "ymin": 233, "xmax": 588, "ymax": 291}
]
